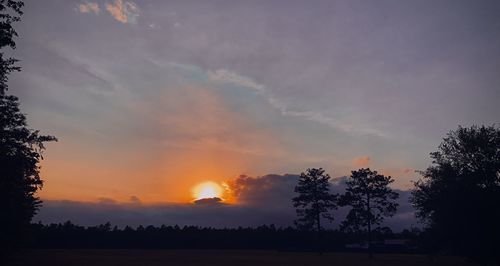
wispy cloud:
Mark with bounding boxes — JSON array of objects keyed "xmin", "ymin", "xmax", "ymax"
[
  {"xmin": 105, "ymin": 0, "xmax": 139, "ymax": 24},
  {"xmin": 276, "ymin": 105, "xmax": 387, "ymax": 138},
  {"xmin": 77, "ymin": 2, "xmax": 100, "ymax": 14},
  {"xmin": 208, "ymin": 69, "xmax": 265, "ymax": 93},
  {"xmin": 206, "ymin": 68, "xmax": 387, "ymax": 138}
]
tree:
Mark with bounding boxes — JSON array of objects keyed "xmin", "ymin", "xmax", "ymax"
[
  {"xmin": 292, "ymin": 168, "xmax": 338, "ymax": 253},
  {"xmin": 0, "ymin": 0, "xmax": 56, "ymax": 251},
  {"xmin": 0, "ymin": 0, "xmax": 24, "ymax": 95},
  {"xmin": 411, "ymin": 125, "xmax": 500, "ymax": 264},
  {"xmin": 340, "ymin": 168, "xmax": 399, "ymax": 258}
]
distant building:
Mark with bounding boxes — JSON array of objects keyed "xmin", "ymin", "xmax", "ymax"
[
  {"xmin": 345, "ymin": 242, "xmax": 368, "ymax": 249},
  {"xmin": 384, "ymin": 239, "xmax": 410, "ymax": 246},
  {"xmin": 345, "ymin": 239, "xmax": 413, "ymax": 251}
]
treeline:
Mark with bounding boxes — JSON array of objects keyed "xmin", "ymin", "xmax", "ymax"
[{"xmin": 28, "ymin": 221, "xmax": 420, "ymax": 252}]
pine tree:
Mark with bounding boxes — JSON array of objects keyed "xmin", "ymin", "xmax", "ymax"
[
  {"xmin": 293, "ymin": 168, "xmax": 338, "ymax": 253},
  {"xmin": 340, "ymin": 168, "xmax": 399, "ymax": 258}
]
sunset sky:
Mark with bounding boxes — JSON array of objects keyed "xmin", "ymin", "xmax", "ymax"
[{"xmin": 8, "ymin": 0, "xmax": 500, "ymax": 227}]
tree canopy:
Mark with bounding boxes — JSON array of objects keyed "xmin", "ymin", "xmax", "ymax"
[
  {"xmin": 411, "ymin": 125, "xmax": 500, "ymax": 264},
  {"xmin": 0, "ymin": 0, "xmax": 23, "ymax": 95},
  {"xmin": 0, "ymin": 0, "xmax": 56, "ymax": 250}
]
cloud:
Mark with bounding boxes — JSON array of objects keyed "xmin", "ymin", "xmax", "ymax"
[
  {"xmin": 273, "ymin": 104, "xmax": 388, "ymax": 138},
  {"xmin": 226, "ymin": 174, "xmax": 299, "ymax": 207},
  {"xmin": 153, "ymin": 85, "xmax": 284, "ymax": 157},
  {"xmin": 76, "ymin": 1, "xmax": 139, "ymax": 24},
  {"xmin": 77, "ymin": 2, "xmax": 100, "ymax": 14},
  {"xmin": 206, "ymin": 68, "xmax": 387, "ymax": 138},
  {"xmin": 36, "ymin": 200, "xmax": 296, "ymax": 228},
  {"xmin": 36, "ymin": 174, "xmax": 416, "ymax": 231},
  {"xmin": 353, "ymin": 156, "xmax": 371, "ymax": 168},
  {"xmin": 105, "ymin": 0, "xmax": 139, "ymax": 24},
  {"xmin": 403, "ymin": 168, "xmax": 415, "ymax": 174},
  {"xmin": 129, "ymin": 196, "xmax": 142, "ymax": 204},
  {"xmin": 97, "ymin": 197, "xmax": 117, "ymax": 204},
  {"xmin": 224, "ymin": 174, "xmax": 415, "ymax": 230},
  {"xmin": 193, "ymin": 197, "xmax": 223, "ymax": 205},
  {"xmin": 208, "ymin": 69, "xmax": 265, "ymax": 93}
]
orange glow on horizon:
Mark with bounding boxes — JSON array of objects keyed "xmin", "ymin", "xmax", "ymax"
[{"xmin": 35, "ymin": 85, "xmax": 284, "ymax": 204}]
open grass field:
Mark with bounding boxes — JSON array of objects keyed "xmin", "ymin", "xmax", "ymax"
[{"xmin": 5, "ymin": 249, "xmax": 478, "ymax": 266}]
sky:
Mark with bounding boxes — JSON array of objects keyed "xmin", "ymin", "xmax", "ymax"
[{"xmin": 7, "ymin": 0, "xmax": 500, "ymax": 228}]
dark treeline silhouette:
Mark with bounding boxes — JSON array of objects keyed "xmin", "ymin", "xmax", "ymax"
[{"xmin": 28, "ymin": 221, "xmax": 420, "ymax": 253}]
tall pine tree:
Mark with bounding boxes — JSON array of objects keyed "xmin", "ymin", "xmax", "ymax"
[
  {"xmin": 340, "ymin": 168, "xmax": 399, "ymax": 258},
  {"xmin": 293, "ymin": 168, "xmax": 338, "ymax": 253}
]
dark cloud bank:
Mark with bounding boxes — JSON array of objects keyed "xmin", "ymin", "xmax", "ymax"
[{"xmin": 36, "ymin": 174, "xmax": 417, "ymax": 231}]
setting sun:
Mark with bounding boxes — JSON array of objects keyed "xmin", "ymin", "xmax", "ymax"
[{"xmin": 192, "ymin": 181, "xmax": 223, "ymax": 200}]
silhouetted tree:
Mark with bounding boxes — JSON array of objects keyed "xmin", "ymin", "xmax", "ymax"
[
  {"xmin": 411, "ymin": 125, "xmax": 500, "ymax": 264},
  {"xmin": 340, "ymin": 168, "xmax": 399, "ymax": 258},
  {"xmin": 0, "ymin": 0, "xmax": 56, "ymax": 252},
  {"xmin": 293, "ymin": 168, "xmax": 338, "ymax": 253},
  {"xmin": 0, "ymin": 0, "xmax": 24, "ymax": 95}
]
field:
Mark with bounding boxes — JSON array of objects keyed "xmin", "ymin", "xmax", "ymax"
[{"xmin": 5, "ymin": 249, "xmax": 477, "ymax": 266}]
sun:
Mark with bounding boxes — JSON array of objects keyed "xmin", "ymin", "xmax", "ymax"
[{"xmin": 192, "ymin": 181, "xmax": 223, "ymax": 200}]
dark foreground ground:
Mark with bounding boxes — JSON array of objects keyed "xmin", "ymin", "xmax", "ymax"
[{"xmin": 6, "ymin": 249, "xmax": 477, "ymax": 266}]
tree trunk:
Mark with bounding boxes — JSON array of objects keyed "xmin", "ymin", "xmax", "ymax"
[
  {"xmin": 313, "ymin": 181, "xmax": 322, "ymax": 255},
  {"xmin": 368, "ymin": 217, "xmax": 373, "ymax": 259},
  {"xmin": 367, "ymin": 194, "xmax": 373, "ymax": 259},
  {"xmin": 317, "ymin": 209, "xmax": 323, "ymax": 255}
]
